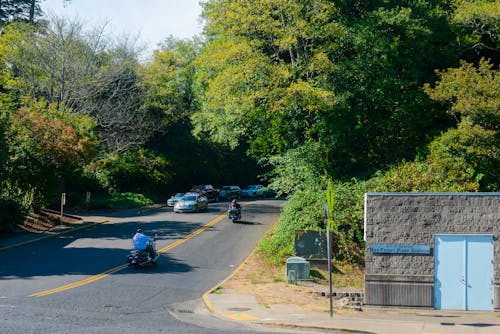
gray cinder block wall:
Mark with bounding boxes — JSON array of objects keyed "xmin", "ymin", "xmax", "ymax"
[{"xmin": 364, "ymin": 193, "xmax": 500, "ymax": 308}]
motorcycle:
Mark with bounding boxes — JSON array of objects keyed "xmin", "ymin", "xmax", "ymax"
[
  {"xmin": 227, "ymin": 204, "xmax": 241, "ymax": 223},
  {"xmin": 127, "ymin": 240, "xmax": 159, "ymax": 268}
]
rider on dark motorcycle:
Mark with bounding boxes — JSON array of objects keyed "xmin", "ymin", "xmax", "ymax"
[
  {"xmin": 132, "ymin": 229, "xmax": 155, "ymax": 260},
  {"xmin": 229, "ymin": 199, "xmax": 241, "ymax": 218},
  {"xmin": 230, "ymin": 199, "xmax": 241, "ymax": 210}
]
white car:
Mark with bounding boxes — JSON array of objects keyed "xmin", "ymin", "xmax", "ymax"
[
  {"xmin": 167, "ymin": 193, "xmax": 184, "ymax": 207},
  {"xmin": 173, "ymin": 193, "xmax": 209, "ymax": 213},
  {"xmin": 241, "ymin": 184, "xmax": 266, "ymax": 198}
]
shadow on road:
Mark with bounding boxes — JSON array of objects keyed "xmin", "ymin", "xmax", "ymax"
[
  {"xmin": 0, "ymin": 200, "xmax": 284, "ymax": 280},
  {"xmin": 0, "ymin": 218, "xmax": 206, "ymax": 279},
  {"xmin": 232, "ymin": 220, "xmax": 262, "ymax": 225}
]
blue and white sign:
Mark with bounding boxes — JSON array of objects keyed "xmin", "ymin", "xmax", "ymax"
[{"xmin": 370, "ymin": 244, "xmax": 431, "ymax": 254}]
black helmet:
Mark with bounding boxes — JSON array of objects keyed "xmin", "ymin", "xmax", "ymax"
[
  {"xmin": 232, "ymin": 199, "xmax": 237, "ymax": 203},
  {"xmin": 136, "ymin": 228, "xmax": 142, "ymax": 233}
]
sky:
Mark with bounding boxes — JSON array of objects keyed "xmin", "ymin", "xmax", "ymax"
[{"xmin": 41, "ymin": 0, "xmax": 204, "ymax": 56}]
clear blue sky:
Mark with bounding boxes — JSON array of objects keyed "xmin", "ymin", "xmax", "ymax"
[{"xmin": 42, "ymin": 0, "xmax": 204, "ymax": 55}]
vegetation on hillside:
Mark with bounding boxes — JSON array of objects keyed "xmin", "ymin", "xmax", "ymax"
[{"xmin": 0, "ymin": 1, "xmax": 498, "ymax": 266}]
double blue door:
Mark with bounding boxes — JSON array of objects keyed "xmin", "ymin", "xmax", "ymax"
[{"xmin": 434, "ymin": 234, "xmax": 493, "ymax": 311}]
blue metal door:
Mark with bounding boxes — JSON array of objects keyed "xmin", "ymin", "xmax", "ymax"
[
  {"xmin": 466, "ymin": 235, "xmax": 494, "ymax": 311},
  {"xmin": 435, "ymin": 235, "xmax": 466, "ymax": 310},
  {"xmin": 434, "ymin": 234, "xmax": 493, "ymax": 311}
]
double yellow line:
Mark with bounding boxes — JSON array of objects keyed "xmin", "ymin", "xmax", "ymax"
[
  {"xmin": 29, "ymin": 212, "xmax": 228, "ymax": 298},
  {"xmin": 29, "ymin": 265, "xmax": 128, "ymax": 297}
]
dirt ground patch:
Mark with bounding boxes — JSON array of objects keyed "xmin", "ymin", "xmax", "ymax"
[{"xmin": 219, "ymin": 249, "xmax": 364, "ymax": 312}]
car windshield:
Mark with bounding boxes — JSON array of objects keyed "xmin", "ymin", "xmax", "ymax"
[
  {"xmin": 181, "ymin": 195, "xmax": 197, "ymax": 201},
  {"xmin": 175, "ymin": 193, "xmax": 184, "ymax": 197},
  {"xmin": 222, "ymin": 186, "xmax": 231, "ymax": 191}
]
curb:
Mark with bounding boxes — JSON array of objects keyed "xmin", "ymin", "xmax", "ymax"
[
  {"xmin": 202, "ymin": 248, "xmax": 253, "ymax": 313},
  {"xmin": 255, "ymin": 321, "xmax": 379, "ymax": 334},
  {"xmin": 137, "ymin": 204, "xmax": 167, "ymax": 215}
]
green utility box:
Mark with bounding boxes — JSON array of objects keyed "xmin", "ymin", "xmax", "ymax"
[{"xmin": 286, "ymin": 256, "xmax": 310, "ymax": 284}]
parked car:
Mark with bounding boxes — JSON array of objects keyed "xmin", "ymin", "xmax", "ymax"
[
  {"xmin": 241, "ymin": 184, "xmax": 266, "ymax": 198},
  {"xmin": 173, "ymin": 193, "xmax": 208, "ymax": 213},
  {"xmin": 189, "ymin": 184, "xmax": 219, "ymax": 202},
  {"xmin": 167, "ymin": 193, "xmax": 184, "ymax": 207},
  {"xmin": 264, "ymin": 187, "xmax": 278, "ymax": 198},
  {"xmin": 219, "ymin": 185, "xmax": 242, "ymax": 200}
]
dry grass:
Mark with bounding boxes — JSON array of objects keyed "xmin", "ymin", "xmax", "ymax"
[{"xmin": 219, "ymin": 249, "xmax": 364, "ymax": 311}]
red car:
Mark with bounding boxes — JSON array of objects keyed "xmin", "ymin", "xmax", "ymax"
[{"xmin": 189, "ymin": 184, "xmax": 219, "ymax": 202}]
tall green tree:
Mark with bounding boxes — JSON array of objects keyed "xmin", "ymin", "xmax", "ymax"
[
  {"xmin": 424, "ymin": 58, "xmax": 500, "ymax": 190},
  {"xmin": 320, "ymin": 0, "xmax": 458, "ymax": 178},
  {"xmin": 450, "ymin": 0, "xmax": 500, "ymax": 64},
  {"xmin": 195, "ymin": 0, "xmax": 459, "ymax": 180},
  {"xmin": 141, "ymin": 36, "xmax": 262, "ymax": 191},
  {"xmin": 195, "ymin": 0, "xmax": 341, "ymax": 156},
  {"xmin": 0, "ymin": 18, "xmax": 158, "ymax": 152},
  {"xmin": 140, "ymin": 37, "xmax": 201, "ymax": 126}
]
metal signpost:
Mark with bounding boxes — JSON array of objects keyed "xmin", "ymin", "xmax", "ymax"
[
  {"xmin": 325, "ymin": 204, "xmax": 333, "ymax": 318},
  {"xmin": 60, "ymin": 192, "xmax": 66, "ymax": 220},
  {"xmin": 86, "ymin": 191, "xmax": 91, "ymax": 211}
]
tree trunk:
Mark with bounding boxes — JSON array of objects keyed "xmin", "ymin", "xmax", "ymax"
[{"xmin": 29, "ymin": 0, "xmax": 35, "ymax": 24}]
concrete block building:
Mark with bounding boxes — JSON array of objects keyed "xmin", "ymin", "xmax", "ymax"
[{"xmin": 364, "ymin": 193, "xmax": 500, "ymax": 311}]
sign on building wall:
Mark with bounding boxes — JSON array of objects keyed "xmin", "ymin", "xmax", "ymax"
[{"xmin": 369, "ymin": 244, "xmax": 431, "ymax": 254}]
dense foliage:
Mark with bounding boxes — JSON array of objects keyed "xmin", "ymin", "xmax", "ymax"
[
  {"xmin": 196, "ymin": 0, "xmax": 499, "ymax": 264},
  {"xmin": 0, "ymin": 1, "xmax": 499, "ymax": 264}
]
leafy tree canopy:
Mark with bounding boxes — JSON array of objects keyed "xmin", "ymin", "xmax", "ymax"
[
  {"xmin": 425, "ymin": 58, "xmax": 500, "ymax": 130},
  {"xmin": 0, "ymin": 17, "xmax": 158, "ymax": 153},
  {"xmin": 3, "ymin": 99, "xmax": 96, "ymax": 209},
  {"xmin": 140, "ymin": 37, "xmax": 201, "ymax": 126},
  {"xmin": 195, "ymin": 0, "xmax": 341, "ymax": 156},
  {"xmin": 451, "ymin": 0, "xmax": 500, "ymax": 62}
]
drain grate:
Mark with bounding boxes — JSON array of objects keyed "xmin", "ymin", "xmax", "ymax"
[
  {"xmin": 228, "ymin": 307, "xmax": 251, "ymax": 312},
  {"xmin": 168, "ymin": 299, "xmax": 201, "ymax": 314},
  {"xmin": 177, "ymin": 308, "xmax": 194, "ymax": 313}
]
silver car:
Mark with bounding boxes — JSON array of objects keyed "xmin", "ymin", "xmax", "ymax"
[
  {"xmin": 167, "ymin": 193, "xmax": 184, "ymax": 207},
  {"xmin": 173, "ymin": 193, "xmax": 209, "ymax": 213}
]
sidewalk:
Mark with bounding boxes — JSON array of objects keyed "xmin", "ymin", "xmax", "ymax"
[{"xmin": 204, "ymin": 292, "xmax": 500, "ymax": 334}]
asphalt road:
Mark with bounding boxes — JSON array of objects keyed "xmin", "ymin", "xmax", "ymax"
[{"xmin": 0, "ymin": 199, "xmax": 299, "ymax": 334}]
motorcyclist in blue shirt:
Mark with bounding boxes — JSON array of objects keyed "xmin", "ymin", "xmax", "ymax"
[{"xmin": 132, "ymin": 229, "xmax": 155, "ymax": 259}]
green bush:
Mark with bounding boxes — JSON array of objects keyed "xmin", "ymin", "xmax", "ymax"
[
  {"xmin": 87, "ymin": 192, "xmax": 154, "ymax": 211},
  {"xmin": 0, "ymin": 197, "xmax": 26, "ymax": 233},
  {"xmin": 259, "ymin": 186, "xmax": 325, "ymax": 265},
  {"xmin": 90, "ymin": 148, "xmax": 171, "ymax": 196},
  {"xmin": 259, "ymin": 179, "xmax": 367, "ymax": 266}
]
